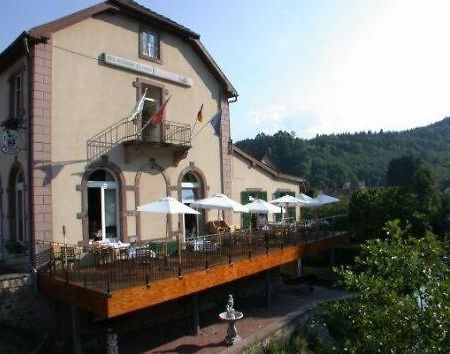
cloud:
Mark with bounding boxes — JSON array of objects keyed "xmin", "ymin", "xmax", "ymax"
[
  {"xmin": 249, "ymin": 104, "xmax": 322, "ymax": 137},
  {"xmin": 243, "ymin": 0, "xmax": 450, "ymax": 139}
]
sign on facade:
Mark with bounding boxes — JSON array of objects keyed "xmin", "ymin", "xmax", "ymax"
[
  {"xmin": 103, "ymin": 53, "xmax": 193, "ymax": 87},
  {"xmin": 1, "ymin": 130, "xmax": 21, "ymax": 155}
]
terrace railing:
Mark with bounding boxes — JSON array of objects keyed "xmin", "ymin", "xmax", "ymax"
[
  {"xmin": 87, "ymin": 116, "xmax": 191, "ymax": 160},
  {"xmin": 35, "ymin": 216, "xmax": 348, "ymax": 294}
]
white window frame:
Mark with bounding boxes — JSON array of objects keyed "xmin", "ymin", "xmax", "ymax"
[
  {"xmin": 181, "ymin": 181, "xmax": 201, "ymax": 240},
  {"xmin": 15, "ymin": 179, "xmax": 26, "ymax": 242},
  {"xmin": 140, "ymin": 30, "xmax": 160, "ymax": 61},
  {"xmin": 87, "ymin": 180, "xmax": 120, "ymax": 241}
]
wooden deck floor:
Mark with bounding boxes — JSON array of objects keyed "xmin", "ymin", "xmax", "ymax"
[{"xmin": 38, "ymin": 233, "xmax": 348, "ymax": 318}]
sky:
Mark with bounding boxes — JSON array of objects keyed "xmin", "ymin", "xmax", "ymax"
[{"xmin": 2, "ymin": 0, "xmax": 450, "ymax": 140}]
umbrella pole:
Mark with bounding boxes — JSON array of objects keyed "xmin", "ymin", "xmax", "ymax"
[
  {"xmin": 165, "ymin": 215, "xmax": 169, "ymax": 257},
  {"xmin": 249, "ymin": 212, "xmax": 252, "ymax": 242},
  {"xmin": 178, "ymin": 214, "xmax": 182, "ymax": 264}
]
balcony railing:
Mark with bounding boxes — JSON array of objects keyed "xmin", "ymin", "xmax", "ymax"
[
  {"xmin": 35, "ymin": 216, "xmax": 348, "ymax": 294},
  {"xmin": 87, "ymin": 116, "xmax": 191, "ymax": 160}
]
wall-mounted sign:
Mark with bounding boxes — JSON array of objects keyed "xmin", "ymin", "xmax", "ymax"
[
  {"xmin": 1, "ymin": 130, "xmax": 21, "ymax": 155},
  {"xmin": 103, "ymin": 53, "xmax": 193, "ymax": 87}
]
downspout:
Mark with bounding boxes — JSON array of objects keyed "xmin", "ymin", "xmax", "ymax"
[
  {"xmin": 228, "ymin": 95, "xmax": 238, "ymax": 104},
  {"xmin": 25, "ymin": 35, "xmax": 36, "ymax": 270}
]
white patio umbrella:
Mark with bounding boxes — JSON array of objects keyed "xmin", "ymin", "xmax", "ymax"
[
  {"xmin": 297, "ymin": 193, "xmax": 317, "ymax": 205},
  {"xmin": 244, "ymin": 199, "xmax": 282, "ymax": 235},
  {"xmin": 269, "ymin": 194, "xmax": 303, "ymax": 223},
  {"xmin": 137, "ymin": 197, "xmax": 200, "ymax": 262},
  {"xmin": 313, "ymin": 194, "xmax": 340, "ymax": 205},
  {"xmin": 269, "ymin": 194, "xmax": 302, "ymax": 207},
  {"xmin": 245, "ymin": 199, "xmax": 282, "ymax": 214},
  {"xmin": 190, "ymin": 194, "xmax": 249, "ymax": 213},
  {"xmin": 137, "ymin": 197, "xmax": 201, "ymax": 214}
]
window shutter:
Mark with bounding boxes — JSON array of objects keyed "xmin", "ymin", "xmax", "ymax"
[
  {"xmin": 240, "ymin": 191, "xmax": 251, "ymax": 229},
  {"xmin": 286, "ymin": 191, "xmax": 297, "ymax": 221},
  {"xmin": 8, "ymin": 75, "xmax": 14, "ymax": 119},
  {"xmin": 273, "ymin": 191, "xmax": 282, "ymax": 222}
]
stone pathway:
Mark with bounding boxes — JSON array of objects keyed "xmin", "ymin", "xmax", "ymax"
[{"xmin": 119, "ymin": 285, "xmax": 349, "ymax": 354}]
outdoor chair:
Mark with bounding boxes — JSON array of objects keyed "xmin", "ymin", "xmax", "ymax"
[
  {"xmin": 207, "ymin": 220, "xmax": 231, "ymax": 234},
  {"xmin": 55, "ymin": 246, "xmax": 78, "ymax": 269}
]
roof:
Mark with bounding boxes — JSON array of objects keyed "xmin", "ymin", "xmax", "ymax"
[
  {"xmin": 232, "ymin": 145, "xmax": 305, "ymax": 183},
  {"xmin": 0, "ymin": 0, "xmax": 238, "ymax": 97}
]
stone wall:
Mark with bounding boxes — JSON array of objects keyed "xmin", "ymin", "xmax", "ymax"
[{"xmin": 0, "ymin": 273, "xmax": 50, "ymax": 331}]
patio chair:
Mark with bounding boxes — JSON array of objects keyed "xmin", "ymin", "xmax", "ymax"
[{"xmin": 55, "ymin": 246, "xmax": 78, "ymax": 269}]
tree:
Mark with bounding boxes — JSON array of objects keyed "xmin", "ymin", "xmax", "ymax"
[
  {"xmin": 349, "ymin": 187, "xmax": 412, "ymax": 241},
  {"xmin": 328, "ymin": 220, "xmax": 450, "ymax": 353},
  {"xmin": 385, "ymin": 155, "xmax": 422, "ymax": 187}
]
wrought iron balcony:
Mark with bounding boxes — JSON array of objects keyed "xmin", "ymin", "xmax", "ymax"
[
  {"xmin": 34, "ymin": 216, "xmax": 349, "ymax": 318},
  {"xmin": 87, "ymin": 117, "xmax": 191, "ymax": 162}
]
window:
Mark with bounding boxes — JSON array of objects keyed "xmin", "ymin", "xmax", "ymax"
[
  {"xmin": 241, "ymin": 191, "xmax": 268, "ymax": 229},
  {"xmin": 140, "ymin": 29, "xmax": 160, "ymax": 61},
  {"xmin": 181, "ymin": 173, "xmax": 203, "ymax": 238},
  {"xmin": 140, "ymin": 84, "xmax": 162, "ymax": 141},
  {"xmin": 87, "ymin": 169, "xmax": 120, "ymax": 241},
  {"xmin": 9, "ymin": 72, "xmax": 23, "ymax": 120},
  {"xmin": 15, "ymin": 172, "xmax": 26, "ymax": 242}
]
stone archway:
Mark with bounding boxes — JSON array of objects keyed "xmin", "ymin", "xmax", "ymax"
[
  {"xmin": 177, "ymin": 164, "xmax": 209, "ymax": 238},
  {"xmin": 80, "ymin": 160, "xmax": 127, "ymax": 243},
  {"xmin": 8, "ymin": 160, "xmax": 26, "ymax": 243},
  {"xmin": 134, "ymin": 159, "xmax": 171, "ymax": 241}
]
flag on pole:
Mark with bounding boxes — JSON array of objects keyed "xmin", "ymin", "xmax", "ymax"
[
  {"xmin": 210, "ymin": 110, "xmax": 222, "ymax": 136},
  {"xmin": 128, "ymin": 88, "xmax": 147, "ymax": 121},
  {"xmin": 196, "ymin": 104, "xmax": 203, "ymax": 123},
  {"xmin": 149, "ymin": 96, "xmax": 171, "ymax": 125}
]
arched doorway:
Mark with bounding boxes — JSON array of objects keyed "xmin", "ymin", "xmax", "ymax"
[
  {"xmin": 14, "ymin": 171, "xmax": 26, "ymax": 242},
  {"xmin": 181, "ymin": 172, "xmax": 204, "ymax": 239},
  {"xmin": 8, "ymin": 163, "xmax": 27, "ymax": 244},
  {"xmin": 86, "ymin": 169, "xmax": 120, "ymax": 241}
]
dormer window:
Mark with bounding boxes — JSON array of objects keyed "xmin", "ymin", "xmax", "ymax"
[{"xmin": 140, "ymin": 29, "xmax": 160, "ymax": 61}]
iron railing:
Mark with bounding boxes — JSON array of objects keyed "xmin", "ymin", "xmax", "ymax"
[
  {"xmin": 87, "ymin": 116, "xmax": 191, "ymax": 160},
  {"xmin": 35, "ymin": 216, "xmax": 348, "ymax": 294}
]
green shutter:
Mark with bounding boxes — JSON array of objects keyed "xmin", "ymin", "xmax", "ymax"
[
  {"xmin": 273, "ymin": 191, "xmax": 282, "ymax": 222},
  {"xmin": 286, "ymin": 191, "xmax": 297, "ymax": 221},
  {"xmin": 273, "ymin": 191, "xmax": 296, "ymax": 222},
  {"xmin": 241, "ymin": 191, "xmax": 251, "ymax": 229}
]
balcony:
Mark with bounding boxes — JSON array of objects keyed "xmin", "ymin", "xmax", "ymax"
[
  {"xmin": 35, "ymin": 219, "xmax": 349, "ymax": 319},
  {"xmin": 87, "ymin": 117, "xmax": 191, "ymax": 165}
]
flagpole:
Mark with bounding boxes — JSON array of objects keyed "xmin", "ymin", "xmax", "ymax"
[
  {"xmin": 191, "ymin": 104, "xmax": 203, "ymax": 141},
  {"xmin": 191, "ymin": 110, "xmax": 222, "ymax": 141},
  {"xmin": 141, "ymin": 95, "xmax": 171, "ymax": 132}
]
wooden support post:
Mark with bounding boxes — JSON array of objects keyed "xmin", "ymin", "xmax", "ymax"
[
  {"xmin": 264, "ymin": 271, "xmax": 272, "ymax": 309},
  {"xmin": 70, "ymin": 305, "xmax": 82, "ymax": 354},
  {"xmin": 192, "ymin": 294, "xmax": 200, "ymax": 335}
]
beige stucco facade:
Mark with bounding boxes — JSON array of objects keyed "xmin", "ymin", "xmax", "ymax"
[
  {"xmin": 231, "ymin": 151, "xmax": 302, "ymax": 226},
  {"xmin": 0, "ymin": 3, "xmax": 305, "ymax": 259},
  {"xmin": 50, "ymin": 13, "xmax": 224, "ymax": 244},
  {"xmin": 0, "ymin": 55, "xmax": 30, "ymax": 259}
]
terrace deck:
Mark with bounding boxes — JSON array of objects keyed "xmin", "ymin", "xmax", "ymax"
[{"xmin": 37, "ymin": 231, "xmax": 348, "ymax": 318}]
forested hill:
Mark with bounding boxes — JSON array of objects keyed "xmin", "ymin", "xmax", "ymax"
[{"xmin": 236, "ymin": 117, "xmax": 450, "ymax": 189}]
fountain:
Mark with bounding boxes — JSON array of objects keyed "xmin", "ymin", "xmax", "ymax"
[{"xmin": 219, "ymin": 294, "xmax": 244, "ymax": 346}]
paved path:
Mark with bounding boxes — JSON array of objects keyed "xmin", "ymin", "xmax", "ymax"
[{"xmin": 120, "ymin": 285, "xmax": 349, "ymax": 354}]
